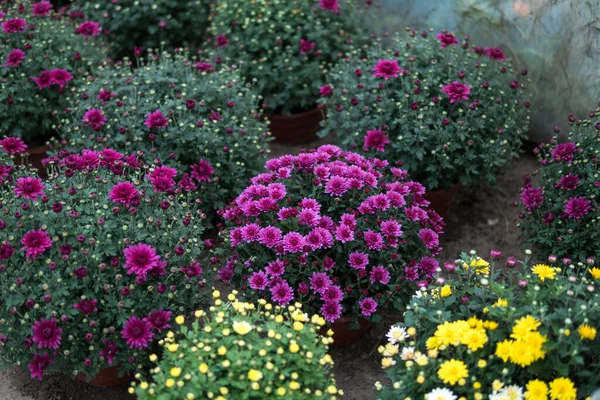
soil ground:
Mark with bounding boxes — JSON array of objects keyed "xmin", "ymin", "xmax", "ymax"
[{"xmin": 0, "ymin": 140, "xmax": 538, "ymax": 400}]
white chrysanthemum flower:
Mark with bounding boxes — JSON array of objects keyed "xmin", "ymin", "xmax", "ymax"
[
  {"xmin": 502, "ymin": 385, "xmax": 524, "ymax": 400},
  {"xmin": 425, "ymin": 387, "xmax": 457, "ymax": 400},
  {"xmin": 386, "ymin": 326, "xmax": 409, "ymax": 344},
  {"xmin": 400, "ymin": 346, "xmax": 415, "ymax": 361}
]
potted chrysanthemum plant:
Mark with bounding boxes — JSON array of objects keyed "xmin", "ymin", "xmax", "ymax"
[
  {"xmin": 57, "ymin": 50, "xmax": 271, "ymax": 216},
  {"xmin": 0, "ymin": 144, "xmax": 210, "ymax": 385},
  {"xmin": 376, "ymin": 250, "xmax": 600, "ymax": 399},
  {"xmin": 0, "ymin": 0, "xmax": 105, "ymax": 170},
  {"xmin": 132, "ymin": 291, "xmax": 343, "ymax": 399},
  {"xmin": 319, "ymin": 28, "xmax": 531, "ymax": 214},
  {"xmin": 518, "ymin": 107, "xmax": 600, "ymax": 260},
  {"xmin": 209, "ymin": 0, "xmax": 374, "ymax": 144},
  {"xmin": 218, "ymin": 145, "xmax": 444, "ymax": 345}
]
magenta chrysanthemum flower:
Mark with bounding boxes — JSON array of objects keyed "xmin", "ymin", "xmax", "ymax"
[
  {"xmin": 320, "ymin": 84, "xmax": 333, "ymax": 97},
  {"xmin": 123, "ymin": 243, "xmax": 160, "ymax": 277},
  {"xmin": 321, "ymin": 285, "xmax": 343, "ymax": 303},
  {"xmin": 363, "ymin": 129, "xmax": 390, "ymax": 152},
  {"xmin": 32, "ymin": 318, "xmax": 62, "ymax": 349},
  {"xmin": 418, "ymin": 228, "xmax": 439, "ymax": 249},
  {"xmin": 300, "ymin": 39, "xmax": 316, "ymax": 55},
  {"xmin": 75, "ymin": 21, "xmax": 101, "ymax": 38},
  {"xmin": 28, "ymin": 352, "xmax": 54, "ymax": 381},
  {"xmin": 2, "ymin": 18, "xmax": 27, "ymax": 33},
  {"xmin": 191, "ymin": 159, "xmax": 214, "ymax": 182},
  {"xmin": 249, "ymin": 271, "xmax": 269, "ymax": 290},
  {"xmin": 309, "ymin": 272, "xmax": 332, "ymax": 294},
  {"xmin": 146, "ymin": 309, "xmax": 172, "ymax": 333},
  {"xmin": 557, "ymin": 174, "xmax": 579, "ymax": 191},
  {"xmin": 325, "ymin": 175, "xmax": 350, "ymax": 196},
  {"xmin": 486, "ymin": 47, "xmax": 506, "ymax": 61},
  {"xmin": 21, "ymin": 229, "xmax": 52, "ymax": 259},
  {"xmin": 0, "ymin": 241, "xmax": 14, "ymax": 260},
  {"xmin": 370, "ymin": 265, "xmax": 391, "ymax": 284},
  {"xmin": 381, "ymin": 220, "xmax": 402, "ymax": 237},
  {"xmin": 282, "ymin": 232, "xmax": 305, "ymax": 253},
  {"xmin": 0, "ymin": 137, "xmax": 27, "ymax": 154},
  {"xmin": 121, "ymin": 316, "xmax": 153, "ymax": 349},
  {"xmin": 335, "ymin": 224, "xmax": 354, "ymax": 243},
  {"xmin": 149, "ymin": 165, "xmax": 177, "ymax": 180},
  {"xmin": 299, "ymin": 208, "xmax": 320, "ymax": 226},
  {"xmin": 418, "ymin": 256, "xmax": 439, "ymax": 278},
  {"xmin": 258, "ymin": 226, "xmax": 282, "ymax": 248},
  {"xmin": 436, "ymin": 32, "xmax": 459, "ymax": 48},
  {"xmin": 442, "ymin": 82, "xmax": 471, "ymax": 103},
  {"xmin": 32, "ymin": 1, "xmax": 53, "ymax": 16},
  {"xmin": 73, "ymin": 298, "xmax": 98, "ymax": 316},
  {"xmin": 270, "ymin": 281, "xmax": 294, "ymax": 305},
  {"xmin": 359, "ymin": 297, "xmax": 378, "ymax": 317},
  {"xmin": 266, "ymin": 259, "xmax": 285, "ymax": 276},
  {"xmin": 551, "ymin": 142, "xmax": 579, "ymax": 163},
  {"xmin": 216, "ymin": 34, "xmax": 229, "ymax": 47},
  {"xmin": 319, "ymin": 0, "xmax": 340, "ymax": 12},
  {"xmin": 321, "ymin": 301, "xmax": 342, "ymax": 322},
  {"xmin": 97, "ymin": 88, "xmax": 115, "ymax": 104},
  {"xmin": 144, "ymin": 110, "xmax": 169, "ymax": 128},
  {"xmin": 109, "ymin": 182, "xmax": 139, "ymax": 205},
  {"xmin": 15, "ymin": 177, "xmax": 45, "ymax": 200},
  {"xmin": 100, "ymin": 339, "xmax": 118, "ymax": 365},
  {"xmin": 49, "ymin": 69, "xmax": 73, "ymax": 88},
  {"xmin": 564, "ymin": 196, "xmax": 592, "ymax": 219},
  {"xmin": 520, "ymin": 187, "xmax": 544, "ymax": 211},
  {"xmin": 349, "ymin": 251, "xmax": 369, "ymax": 270},
  {"xmin": 364, "ymin": 230, "xmax": 385, "ymax": 250},
  {"xmin": 5, "ymin": 48, "xmax": 25, "ymax": 67},
  {"xmin": 82, "ymin": 108, "xmax": 106, "ymax": 131},
  {"xmin": 372, "ymin": 59, "xmax": 404, "ymax": 80},
  {"xmin": 32, "ymin": 70, "xmax": 52, "ymax": 89},
  {"xmin": 149, "ymin": 176, "xmax": 175, "ymax": 193},
  {"xmin": 241, "ymin": 223, "xmax": 261, "ymax": 242}
]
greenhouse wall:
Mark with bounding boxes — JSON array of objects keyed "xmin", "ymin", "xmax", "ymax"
[{"xmin": 377, "ymin": 0, "xmax": 600, "ymax": 142}]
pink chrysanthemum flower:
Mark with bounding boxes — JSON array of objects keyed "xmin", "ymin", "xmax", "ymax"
[
  {"xmin": 108, "ymin": 182, "xmax": 139, "ymax": 205},
  {"xmin": 319, "ymin": 0, "xmax": 340, "ymax": 12},
  {"xmin": 335, "ymin": 224, "xmax": 354, "ymax": 243},
  {"xmin": 266, "ymin": 259, "xmax": 285, "ymax": 276},
  {"xmin": 82, "ymin": 109, "xmax": 107, "ymax": 131},
  {"xmin": 520, "ymin": 187, "xmax": 544, "ymax": 211},
  {"xmin": 364, "ymin": 230, "xmax": 385, "ymax": 250},
  {"xmin": 381, "ymin": 219, "xmax": 402, "ymax": 237},
  {"xmin": 15, "ymin": 177, "xmax": 45, "ymax": 200},
  {"xmin": 321, "ymin": 301, "xmax": 342, "ymax": 322},
  {"xmin": 97, "ymin": 88, "xmax": 115, "ymax": 104},
  {"xmin": 28, "ymin": 352, "xmax": 54, "ymax": 381},
  {"xmin": 32, "ymin": 318, "xmax": 62, "ymax": 349},
  {"xmin": 249, "ymin": 271, "xmax": 269, "ymax": 290},
  {"xmin": 564, "ymin": 196, "xmax": 592, "ymax": 219},
  {"xmin": 418, "ymin": 256, "xmax": 439, "ymax": 278},
  {"xmin": 258, "ymin": 226, "xmax": 282, "ymax": 248},
  {"xmin": 309, "ymin": 272, "xmax": 332, "ymax": 294},
  {"xmin": 418, "ymin": 228, "xmax": 439, "ymax": 249},
  {"xmin": 149, "ymin": 176, "xmax": 175, "ymax": 193},
  {"xmin": 216, "ymin": 34, "xmax": 229, "ymax": 47},
  {"xmin": 144, "ymin": 110, "xmax": 169, "ymax": 128},
  {"xmin": 557, "ymin": 174, "xmax": 579, "ymax": 191},
  {"xmin": 73, "ymin": 298, "xmax": 98, "ymax": 317},
  {"xmin": 348, "ymin": 251, "xmax": 369, "ymax": 270},
  {"xmin": 0, "ymin": 137, "xmax": 27, "ymax": 154},
  {"xmin": 123, "ymin": 243, "xmax": 160, "ymax": 277},
  {"xmin": 300, "ymin": 39, "xmax": 316, "ymax": 55},
  {"xmin": 320, "ymin": 84, "xmax": 333, "ymax": 97},
  {"xmin": 241, "ymin": 223, "xmax": 261, "ymax": 242},
  {"xmin": 325, "ymin": 175, "xmax": 350, "ymax": 196},
  {"xmin": 32, "ymin": 70, "xmax": 52, "ymax": 89},
  {"xmin": 282, "ymin": 232, "xmax": 305, "ymax": 253},
  {"xmin": 321, "ymin": 285, "xmax": 343, "ymax": 303},
  {"xmin": 146, "ymin": 309, "xmax": 172, "ymax": 333},
  {"xmin": 372, "ymin": 59, "xmax": 404, "ymax": 80},
  {"xmin": 551, "ymin": 142, "xmax": 579, "ymax": 163},
  {"xmin": 149, "ymin": 165, "xmax": 177, "ymax": 180},
  {"xmin": 32, "ymin": 1, "xmax": 53, "ymax": 17},
  {"xmin": 442, "ymin": 82, "xmax": 471, "ymax": 103},
  {"xmin": 75, "ymin": 21, "xmax": 101, "ymax": 38},
  {"xmin": 0, "ymin": 241, "xmax": 14, "ymax": 260},
  {"xmin": 2, "ymin": 18, "xmax": 27, "ymax": 33},
  {"xmin": 436, "ymin": 32, "xmax": 459, "ymax": 48},
  {"xmin": 270, "ymin": 281, "xmax": 294, "ymax": 305},
  {"xmin": 21, "ymin": 229, "xmax": 52, "ymax": 259},
  {"xmin": 370, "ymin": 265, "xmax": 391, "ymax": 285},
  {"xmin": 486, "ymin": 47, "xmax": 506, "ymax": 61},
  {"xmin": 100, "ymin": 339, "xmax": 118, "ymax": 365},
  {"xmin": 49, "ymin": 69, "xmax": 73, "ymax": 88},
  {"xmin": 359, "ymin": 297, "xmax": 378, "ymax": 317},
  {"xmin": 363, "ymin": 129, "xmax": 390, "ymax": 152},
  {"xmin": 5, "ymin": 48, "xmax": 25, "ymax": 67},
  {"xmin": 121, "ymin": 316, "xmax": 153, "ymax": 349},
  {"xmin": 191, "ymin": 159, "xmax": 214, "ymax": 182}
]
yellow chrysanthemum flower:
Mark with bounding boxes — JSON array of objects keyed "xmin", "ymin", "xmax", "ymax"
[
  {"xmin": 588, "ymin": 267, "xmax": 600, "ymax": 280},
  {"xmin": 440, "ymin": 285, "xmax": 453, "ymax": 297},
  {"xmin": 492, "ymin": 298, "xmax": 508, "ymax": 308},
  {"xmin": 247, "ymin": 369, "xmax": 263, "ymax": 382},
  {"xmin": 467, "ymin": 316, "xmax": 483, "ymax": 329},
  {"xmin": 577, "ymin": 324, "xmax": 597, "ymax": 340},
  {"xmin": 460, "ymin": 328, "xmax": 488, "ymax": 351},
  {"xmin": 437, "ymin": 359, "xmax": 469, "ymax": 385},
  {"xmin": 511, "ymin": 315, "xmax": 541, "ymax": 339},
  {"xmin": 549, "ymin": 377, "xmax": 577, "ymax": 400},
  {"xmin": 495, "ymin": 339, "xmax": 513, "ymax": 362},
  {"xmin": 232, "ymin": 321, "xmax": 252, "ymax": 335},
  {"xmin": 434, "ymin": 321, "xmax": 470, "ymax": 347},
  {"xmin": 525, "ymin": 379, "xmax": 549, "ymax": 400},
  {"xmin": 532, "ymin": 264, "xmax": 556, "ymax": 281},
  {"xmin": 426, "ymin": 336, "xmax": 440, "ymax": 350},
  {"xmin": 463, "ymin": 258, "xmax": 490, "ymax": 275}
]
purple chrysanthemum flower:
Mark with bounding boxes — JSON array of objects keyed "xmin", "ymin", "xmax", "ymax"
[
  {"xmin": 348, "ymin": 251, "xmax": 369, "ymax": 270},
  {"xmin": 418, "ymin": 228, "xmax": 439, "ymax": 249},
  {"xmin": 564, "ymin": 196, "xmax": 592, "ymax": 219},
  {"xmin": 121, "ymin": 316, "xmax": 153, "ymax": 349},
  {"xmin": 123, "ymin": 243, "xmax": 160, "ymax": 277},
  {"xmin": 249, "ymin": 271, "xmax": 269, "ymax": 290},
  {"xmin": 359, "ymin": 297, "xmax": 378, "ymax": 317},
  {"xmin": 146, "ymin": 309, "xmax": 172, "ymax": 333},
  {"xmin": 282, "ymin": 232, "xmax": 305, "ymax": 253},
  {"xmin": 270, "ymin": 281, "xmax": 294, "ymax": 305},
  {"xmin": 32, "ymin": 318, "xmax": 62, "ymax": 349}
]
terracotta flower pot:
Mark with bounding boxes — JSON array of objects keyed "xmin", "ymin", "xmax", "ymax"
[
  {"xmin": 323, "ymin": 315, "xmax": 371, "ymax": 346},
  {"xmin": 77, "ymin": 365, "xmax": 134, "ymax": 387},
  {"xmin": 267, "ymin": 107, "xmax": 325, "ymax": 145},
  {"xmin": 424, "ymin": 185, "xmax": 461, "ymax": 216},
  {"xmin": 15, "ymin": 144, "xmax": 49, "ymax": 178}
]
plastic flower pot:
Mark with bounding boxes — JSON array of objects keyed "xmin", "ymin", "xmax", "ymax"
[
  {"xmin": 324, "ymin": 315, "xmax": 371, "ymax": 346},
  {"xmin": 423, "ymin": 184, "xmax": 461, "ymax": 217},
  {"xmin": 76, "ymin": 365, "xmax": 134, "ymax": 387},
  {"xmin": 14, "ymin": 144, "xmax": 49, "ymax": 178},
  {"xmin": 267, "ymin": 107, "xmax": 326, "ymax": 145}
]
